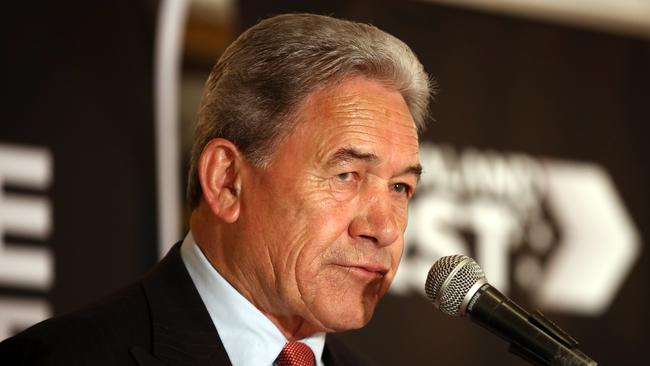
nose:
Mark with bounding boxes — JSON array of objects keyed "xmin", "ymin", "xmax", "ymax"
[{"xmin": 348, "ymin": 187, "xmax": 401, "ymax": 247}]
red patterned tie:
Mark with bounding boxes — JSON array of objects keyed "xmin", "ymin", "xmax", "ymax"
[{"xmin": 275, "ymin": 341, "xmax": 315, "ymax": 366}]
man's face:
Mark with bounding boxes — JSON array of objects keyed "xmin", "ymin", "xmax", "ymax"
[{"xmin": 239, "ymin": 76, "xmax": 421, "ymax": 334}]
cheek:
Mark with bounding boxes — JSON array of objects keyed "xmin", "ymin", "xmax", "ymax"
[
  {"xmin": 388, "ymin": 240, "xmax": 405, "ymax": 279},
  {"xmin": 300, "ymin": 185, "xmax": 358, "ymax": 238},
  {"xmin": 392, "ymin": 199, "xmax": 410, "ymax": 222},
  {"xmin": 288, "ymin": 192, "xmax": 357, "ymax": 272},
  {"xmin": 294, "ymin": 212, "xmax": 351, "ymax": 272}
]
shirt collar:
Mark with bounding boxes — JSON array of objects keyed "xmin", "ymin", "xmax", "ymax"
[{"xmin": 180, "ymin": 232, "xmax": 326, "ymax": 366}]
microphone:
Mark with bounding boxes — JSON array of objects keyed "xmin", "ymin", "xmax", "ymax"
[{"xmin": 425, "ymin": 255, "xmax": 597, "ymax": 366}]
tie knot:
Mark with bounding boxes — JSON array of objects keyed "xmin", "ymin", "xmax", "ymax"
[{"xmin": 276, "ymin": 341, "xmax": 315, "ymax": 366}]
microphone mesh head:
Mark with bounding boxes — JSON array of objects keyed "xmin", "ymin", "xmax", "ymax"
[{"xmin": 425, "ymin": 255, "xmax": 486, "ymax": 316}]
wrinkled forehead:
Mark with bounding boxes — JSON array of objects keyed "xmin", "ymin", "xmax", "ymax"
[{"xmin": 289, "ymin": 76, "xmax": 420, "ymax": 163}]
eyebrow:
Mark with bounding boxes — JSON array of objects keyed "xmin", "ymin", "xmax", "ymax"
[
  {"xmin": 327, "ymin": 148, "xmax": 379, "ymax": 166},
  {"xmin": 403, "ymin": 164, "xmax": 423, "ymax": 182},
  {"xmin": 326, "ymin": 147, "xmax": 423, "ymax": 181}
]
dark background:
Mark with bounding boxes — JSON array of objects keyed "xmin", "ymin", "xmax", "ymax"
[{"xmin": 3, "ymin": 2, "xmax": 159, "ymax": 312}]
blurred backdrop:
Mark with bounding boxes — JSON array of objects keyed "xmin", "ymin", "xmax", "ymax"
[{"xmin": 3, "ymin": 0, "xmax": 649, "ymax": 364}]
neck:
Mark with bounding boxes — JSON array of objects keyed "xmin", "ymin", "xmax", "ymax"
[
  {"xmin": 190, "ymin": 209, "xmax": 327, "ymax": 341},
  {"xmin": 262, "ymin": 308, "xmax": 329, "ymax": 340}
]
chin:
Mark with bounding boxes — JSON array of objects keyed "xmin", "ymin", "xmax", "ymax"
[
  {"xmin": 305, "ymin": 270, "xmax": 389, "ymax": 331},
  {"xmin": 317, "ymin": 297, "xmax": 378, "ymax": 332}
]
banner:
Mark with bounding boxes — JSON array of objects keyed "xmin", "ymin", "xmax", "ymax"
[{"xmin": 1, "ymin": 2, "xmax": 159, "ymax": 339}]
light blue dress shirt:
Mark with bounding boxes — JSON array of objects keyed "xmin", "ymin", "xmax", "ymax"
[{"xmin": 180, "ymin": 232, "xmax": 326, "ymax": 366}]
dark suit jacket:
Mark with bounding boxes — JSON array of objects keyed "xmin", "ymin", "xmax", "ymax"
[{"xmin": 0, "ymin": 243, "xmax": 372, "ymax": 366}]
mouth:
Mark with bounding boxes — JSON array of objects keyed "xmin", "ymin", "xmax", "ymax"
[{"xmin": 333, "ymin": 263, "xmax": 389, "ymax": 280}]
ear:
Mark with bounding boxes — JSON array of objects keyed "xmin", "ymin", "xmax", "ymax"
[{"xmin": 197, "ymin": 138, "xmax": 242, "ymax": 223}]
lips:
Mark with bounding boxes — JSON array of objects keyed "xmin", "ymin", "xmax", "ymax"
[{"xmin": 333, "ymin": 263, "xmax": 389, "ymax": 279}]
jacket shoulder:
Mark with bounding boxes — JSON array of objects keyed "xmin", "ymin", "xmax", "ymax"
[{"xmin": 0, "ymin": 282, "xmax": 150, "ymax": 365}]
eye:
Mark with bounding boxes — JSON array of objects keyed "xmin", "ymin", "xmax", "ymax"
[
  {"xmin": 391, "ymin": 182, "xmax": 412, "ymax": 196},
  {"xmin": 336, "ymin": 172, "xmax": 355, "ymax": 181},
  {"xmin": 332, "ymin": 172, "xmax": 359, "ymax": 190}
]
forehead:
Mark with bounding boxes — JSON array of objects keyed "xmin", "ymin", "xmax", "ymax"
[{"xmin": 289, "ymin": 77, "xmax": 420, "ymax": 162}]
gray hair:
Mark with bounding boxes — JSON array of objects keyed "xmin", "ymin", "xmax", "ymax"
[{"xmin": 188, "ymin": 13, "xmax": 433, "ymax": 209}]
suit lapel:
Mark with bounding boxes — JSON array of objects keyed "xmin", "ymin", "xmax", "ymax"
[
  {"xmin": 323, "ymin": 341, "xmax": 342, "ymax": 366},
  {"xmin": 140, "ymin": 243, "xmax": 231, "ymax": 366},
  {"xmin": 130, "ymin": 346, "xmax": 169, "ymax": 366},
  {"xmin": 323, "ymin": 334, "xmax": 374, "ymax": 366}
]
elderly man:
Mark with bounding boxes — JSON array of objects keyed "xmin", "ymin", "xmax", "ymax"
[{"xmin": 0, "ymin": 13, "xmax": 431, "ymax": 366}]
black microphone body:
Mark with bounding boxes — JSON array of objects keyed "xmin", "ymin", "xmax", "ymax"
[
  {"xmin": 468, "ymin": 284, "xmax": 596, "ymax": 366},
  {"xmin": 425, "ymin": 255, "xmax": 597, "ymax": 366}
]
